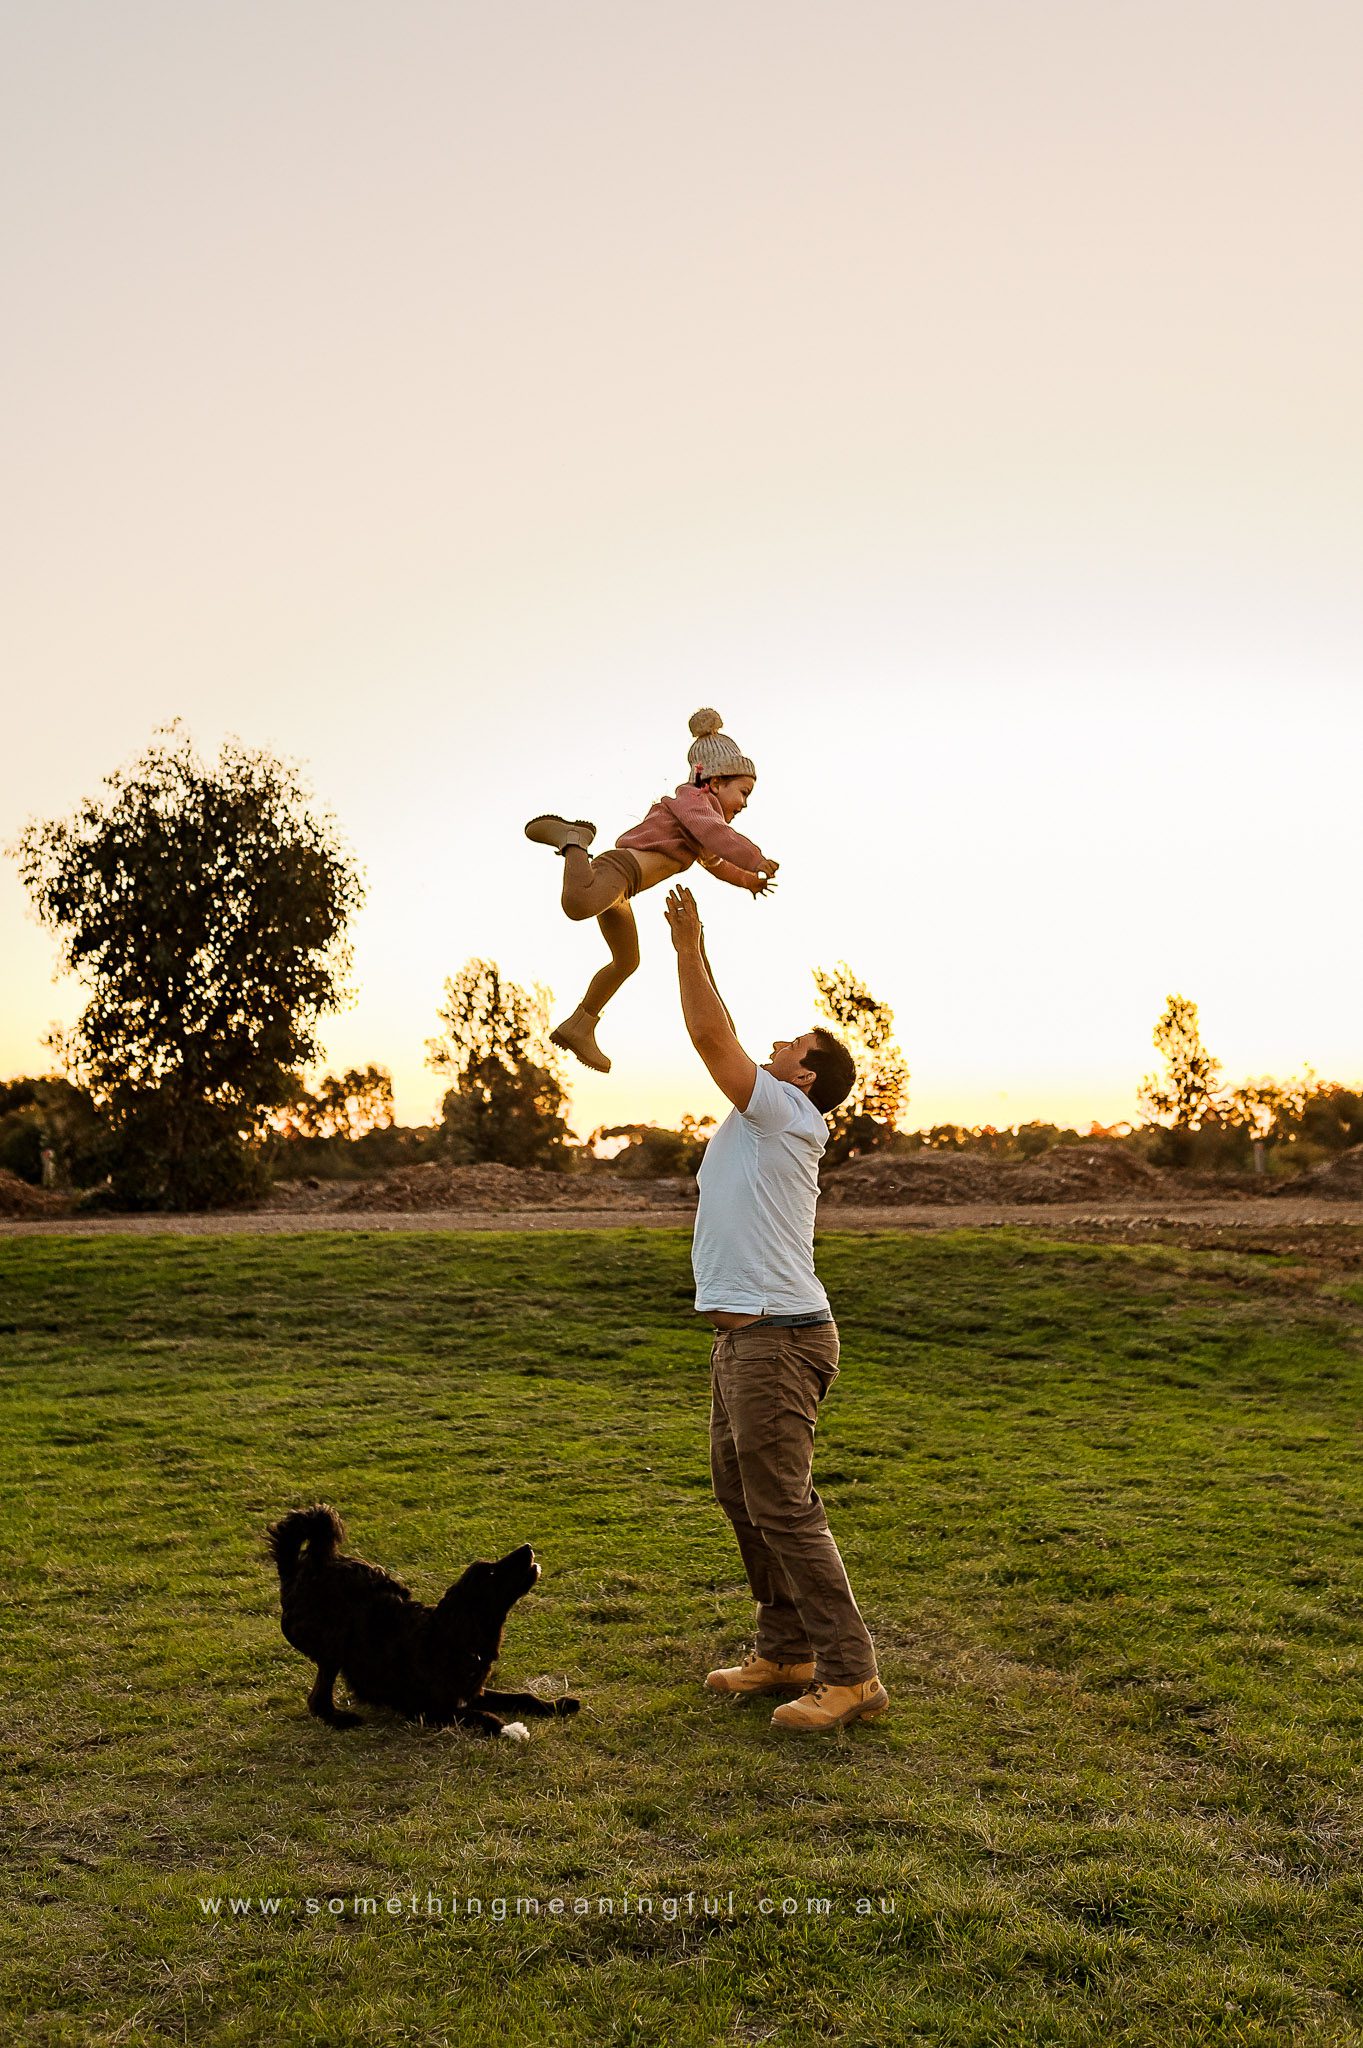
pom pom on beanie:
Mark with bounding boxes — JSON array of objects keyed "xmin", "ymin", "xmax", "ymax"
[{"xmin": 689, "ymin": 707, "xmax": 723, "ymax": 739}]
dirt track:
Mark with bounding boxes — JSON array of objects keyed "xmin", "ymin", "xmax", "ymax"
[{"xmin": 3, "ymin": 1198, "xmax": 1361, "ymax": 1248}]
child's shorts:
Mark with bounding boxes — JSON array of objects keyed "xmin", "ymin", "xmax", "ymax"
[{"xmin": 592, "ymin": 848, "xmax": 643, "ymax": 901}]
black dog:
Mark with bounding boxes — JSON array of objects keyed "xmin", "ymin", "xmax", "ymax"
[{"xmin": 267, "ymin": 1504, "xmax": 579, "ymax": 1739}]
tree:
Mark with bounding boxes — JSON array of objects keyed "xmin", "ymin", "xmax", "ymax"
[
  {"xmin": 1137, "ymin": 993, "xmax": 1223, "ymax": 1131},
  {"xmin": 1225, "ymin": 1075, "xmax": 1306, "ymax": 1143},
  {"xmin": 1295, "ymin": 1081, "xmax": 1363, "ymax": 1154},
  {"xmin": 591, "ymin": 1114, "xmax": 715, "ymax": 1178},
  {"xmin": 13, "ymin": 727, "xmax": 363, "ymax": 1209},
  {"xmin": 267, "ymin": 1063, "xmax": 423, "ymax": 1181},
  {"xmin": 0, "ymin": 1076, "xmax": 106, "ymax": 1188},
  {"xmin": 812, "ymin": 961, "xmax": 911, "ymax": 1164},
  {"xmin": 426, "ymin": 959, "xmax": 572, "ymax": 1169},
  {"xmin": 283, "ymin": 1065, "xmax": 396, "ymax": 1142}
]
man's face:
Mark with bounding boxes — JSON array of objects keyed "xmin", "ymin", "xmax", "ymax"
[{"xmin": 764, "ymin": 1032, "xmax": 820, "ymax": 1093}]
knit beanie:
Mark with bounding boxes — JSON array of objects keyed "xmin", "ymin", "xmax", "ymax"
[{"xmin": 686, "ymin": 708, "xmax": 756, "ymax": 783}]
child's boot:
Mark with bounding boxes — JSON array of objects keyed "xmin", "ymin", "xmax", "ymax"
[
  {"xmin": 525, "ymin": 815, "xmax": 597, "ymax": 852},
  {"xmin": 549, "ymin": 1006, "xmax": 611, "ymax": 1073}
]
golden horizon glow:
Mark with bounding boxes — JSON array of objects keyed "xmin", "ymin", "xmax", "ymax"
[{"xmin": 1, "ymin": 3, "xmax": 1360, "ymax": 1124}]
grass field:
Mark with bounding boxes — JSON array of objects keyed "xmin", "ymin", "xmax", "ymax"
[{"xmin": 3, "ymin": 1226, "xmax": 1362, "ymax": 2046}]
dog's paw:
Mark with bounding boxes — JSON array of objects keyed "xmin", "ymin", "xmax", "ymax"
[
  {"xmin": 329, "ymin": 1711, "xmax": 363, "ymax": 1730},
  {"xmin": 501, "ymin": 1721, "xmax": 531, "ymax": 1743},
  {"xmin": 554, "ymin": 1696, "xmax": 581, "ymax": 1717}
]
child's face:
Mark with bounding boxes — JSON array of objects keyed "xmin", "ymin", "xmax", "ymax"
[{"xmin": 709, "ymin": 774, "xmax": 755, "ymax": 821}]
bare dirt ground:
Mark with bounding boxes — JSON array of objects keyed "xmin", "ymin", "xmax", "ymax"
[{"xmin": 4, "ymin": 1149, "xmax": 1361, "ymax": 1274}]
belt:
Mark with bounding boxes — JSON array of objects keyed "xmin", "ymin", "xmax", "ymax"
[{"xmin": 750, "ymin": 1310, "xmax": 834, "ymax": 1329}]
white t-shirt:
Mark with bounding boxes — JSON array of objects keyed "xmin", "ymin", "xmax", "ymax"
[{"xmin": 691, "ymin": 1064, "xmax": 832, "ymax": 1316}]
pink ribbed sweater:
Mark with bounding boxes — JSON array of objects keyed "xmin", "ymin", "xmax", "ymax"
[{"xmin": 615, "ymin": 781, "xmax": 771, "ymax": 885}]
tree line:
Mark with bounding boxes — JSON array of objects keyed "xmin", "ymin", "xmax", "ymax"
[{"xmin": 4, "ymin": 730, "xmax": 1357, "ymax": 1208}]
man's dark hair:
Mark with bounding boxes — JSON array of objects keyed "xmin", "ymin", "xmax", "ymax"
[{"xmin": 804, "ymin": 1029, "xmax": 856, "ymax": 1116}]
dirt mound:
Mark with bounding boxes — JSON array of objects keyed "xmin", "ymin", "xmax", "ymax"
[
  {"xmin": 1008, "ymin": 1143, "xmax": 1174, "ymax": 1205},
  {"xmin": 822, "ymin": 1142, "xmax": 1182, "ymax": 1209},
  {"xmin": 1273, "ymin": 1145, "xmax": 1363, "ymax": 1200},
  {"xmin": 820, "ymin": 1152, "xmax": 1012, "ymax": 1207},
  {"xmin": 334, "ymin": 1162, "xmax": 680, "ymax": 1213},
  {"xmin": 0, "ymin": 1168, "xmax": 73, "ymax": 1219}
]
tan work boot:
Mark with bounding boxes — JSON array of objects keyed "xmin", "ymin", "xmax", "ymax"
[
  {"xmin": 705, "ymin": 1651, "xmax": 816, "ymax": 1695},
  {"xmin": 549, "ymin": 1006, "xmax": 611, "ymax": 1074},
  {"xmin": 524, "ymin": 814, "xmax": 597, "ymax": 852},
  {"xmin": 770, "ymin": 1678, "xmax": 890, "ymax": 1731}
]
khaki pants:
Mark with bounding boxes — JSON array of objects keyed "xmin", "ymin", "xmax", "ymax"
[{"xmin": 709, "ymin": 1320, "xmax": 877, "ymax": 1686}]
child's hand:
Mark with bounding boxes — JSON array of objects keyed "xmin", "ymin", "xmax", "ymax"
[{"xmin": 748, "ymin": 866, "xmax": 778, "ymax": 897}]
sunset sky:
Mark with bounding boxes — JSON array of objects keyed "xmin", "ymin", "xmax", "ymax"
[{"xmin": 3, "ymin": 1, "xmax": 1360, "ymax": 1140}]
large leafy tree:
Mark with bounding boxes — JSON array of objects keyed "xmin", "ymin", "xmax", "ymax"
[
  {"xmin": 812, "ymin": 961, "xmax": 910, "ymax": 1163},
  {"xmin": 426, "ymin": 959, "xmax": 572, "ymax": 1169},
  {"xmin": 14, "ymin": 727, "xmax": 363, "ymax": 1209}
]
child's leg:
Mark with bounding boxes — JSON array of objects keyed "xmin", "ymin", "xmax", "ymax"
[
  {"xmin": 550, "ymin": 896, "xmax": 640, "ymax": 1075},
  {"xmin": 561, "ymin": 847, "xmax": 631, "ymax": 922},
  {"xmin": 582, "ymin": 903, "xmax": 640, "ymax": 1017}
]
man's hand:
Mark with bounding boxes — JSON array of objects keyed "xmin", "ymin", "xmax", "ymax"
[{"xmin": 665, "ymin": 885, "xmax": 704, "ymax": 953}]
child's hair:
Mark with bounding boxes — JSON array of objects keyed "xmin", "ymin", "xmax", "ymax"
[{"xmin": 804, "ymin": 1030, "xmax": 857, "ymax": 1116}]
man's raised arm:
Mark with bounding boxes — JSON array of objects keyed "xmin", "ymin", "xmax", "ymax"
[{"xmin": 664, "ymin": 887, "xmax": 757, "ymax": 1113}]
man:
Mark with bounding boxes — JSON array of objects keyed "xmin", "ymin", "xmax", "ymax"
[{"xmin": 664, "ymin": 885, "xmax": 888, "ymax": 1733}]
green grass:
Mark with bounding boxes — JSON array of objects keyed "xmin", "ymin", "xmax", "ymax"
[{"xmin": 2, "ymin": 1227, "xmax": 1362, "ymax": 2046}]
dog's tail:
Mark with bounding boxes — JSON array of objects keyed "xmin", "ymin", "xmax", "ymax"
[{"xmin": 267, "ymin": 1503, "xmax": 345, "ymax": 1580}]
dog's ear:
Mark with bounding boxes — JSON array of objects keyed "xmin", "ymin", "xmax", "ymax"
[{"xmin": 435, "ymin": 1562, "xmax": 491, "ymax": 1613}]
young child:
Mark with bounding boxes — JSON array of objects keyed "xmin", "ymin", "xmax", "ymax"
[{"xmin": 525, "ymin": 708, "xmax": 779, "ymax": 1073}]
